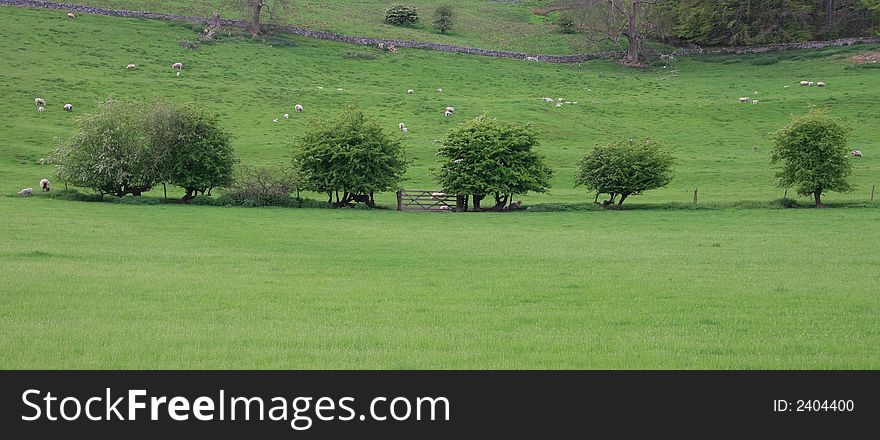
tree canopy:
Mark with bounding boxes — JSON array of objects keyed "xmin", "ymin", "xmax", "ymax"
[
  {"xmin": 292, "ymin": 106, "xmax": 408, "ymax": 207},
  {"xmin": 770, "ymin": 107, "xmax": 853, "ymax": 207},
  {"xmin": 575, "ymin": 138, "xmax": 674, "ymax": 209},
  {"xmin": 435, "ymin": 115, "xmax": 553, "ymax": 211}
]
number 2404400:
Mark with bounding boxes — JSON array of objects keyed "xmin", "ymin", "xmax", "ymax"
[{"xmin": 774, "ymin": 399, "xmax": 854, "ymax": 412}]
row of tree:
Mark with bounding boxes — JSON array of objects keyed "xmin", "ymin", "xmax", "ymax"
[
  {"xmin": 53, "ymin": 102, "xmax": 854, "ymax": 209},
  {"xmin": 560, "ymin": 0, "xmax": 880, "ymax": 64}
]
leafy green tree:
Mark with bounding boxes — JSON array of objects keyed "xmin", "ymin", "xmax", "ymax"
[
  {"xmin": 385, "ymin": 4, "xmax": 419, "ymax": 25},
  {"xmin": 433, "ymin": 5, "xmax": 455, "ymax": 34},
  {"xmin": 292, "ymin": 106, "xmax": 407, "ymax": 207},
  {"xmin": 575, "ymin": 138, "xmax": 674, "ymax": 209},
  {"xmin": 770, "ymin": 107, "xmax": 853, "ymax": 208},
  {"xmin": 53, "ymin": 100, "xmax": 159, "ymax": 197},
  {"xmin": 150, "ymin": 101, "xmax": 236, "ymax": 203},
  {"xmin": 436, "ymin": 116, "xmax": 553, "ymax": 211}
]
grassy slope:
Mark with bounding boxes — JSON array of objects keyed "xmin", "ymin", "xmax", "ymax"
[
  {"xmin": 2, "ymin": 197, "xmax": 879, "ymax": 369},
  {"xmin": 58, "ymin": 0, "xmax": 601, "ymax": 55},
  {"xmin": 1, "ymin": 8, "xmax": 878, "ymax": 206}
]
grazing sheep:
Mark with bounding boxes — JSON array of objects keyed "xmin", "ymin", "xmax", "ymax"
[
  {"xmin": 816, "ymin": 82, "xmax": 826, "ymax": 88},
  {"xmin": 739, "ymin": 97, "xmax": 750, "ymax": 103},
  {"xmin": 808, "ymin": 81, "xmax": 815, "ymax": 87},
  {"xmin": 35, "ymin": 98, "xmax": 45, "ymax": 107},
  {"xmin": 436, "ymin": 88, "xmax": 443, "ymax": 93},
  {"xmin": 399, "ymin": 122, "xmax": 406, "ymax": 130},
  {"xmin": 273, "ymin": 118, "xmax": 279, "ymax": 123},
  {"xmin": 402, "ymin": 127, "xmax": 408, "ymax": 134},
  {"xmin": 438, "ymin": 205, "xmax": 452, "ymax": 211},
  {"xmin": 295, "ymin": 104, "xmax": 303, "ymax": 113},
  {"xmin": 37, "ymin": 106, "xmax": 45, "ymax": 113},
  {"xmin": 555, "ymin": 103, "xmax": 563, "ymax": 107},
  {"xmin": 752, "ymin": 99, "xmax": 760, "ymax": 104},
  {"xmin": 800, "ymin": 81, "xmax": 810, "ymax": 87},
  {"xmin": 445, "ymin": 107, "xmax": 455, "ymax": 113},
  {"xmin": 283, "ymin": 113, "xmax": 289, "ymax": 119},
  {"xmin": 317, "ymin": 86, "xmax": 324, "ymax": 90},
  {"xmin": 63, "ymin": 103, "xmax": 72, "ymax": 112},
  {"xmin": 176, "ymin": 71, "xmax": 181, "ymax": 77},
  {"xmin": 172, "ymin": 62, "xmax": 183, "ymax": 70},
  {"xmin": 852, "ymin": 150, "xmax": 863, "ymax": 158},
  {"xmin": 18, "ymin": 188, "xmax": 33, "ymax": 196},
  {"xmin": 543, "ymin": 97, "xmax": 554, "ymax": 103},
  {"xmin": 126, "ymin": 63, "xmax": 137, "ymax": 70},
  {"xmin": 67, "ymin": 12, "xmax": 75, "ymax": 19},
  {"xmin": 444, "ymin": 110, "xmax": 453, "ymax": 117},
  {"xmin": 557, "ymin": 98, "xmax": 564, "ymax": 102},
  {"xmin": 40, "ymin": 179, "xmax": 50, "ymax": 192},
  {"xmin": 407, "ymin": 89, "xmax": 414, "ymax": 94}
]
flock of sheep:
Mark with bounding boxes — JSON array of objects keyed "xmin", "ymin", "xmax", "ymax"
[
  {"xmin": 542, "ymin": 97, "xmax": 578, "ymax": 107},
  {"xmin": 18, "ymin": 179, "xmax": 50, "ymax": 196}
]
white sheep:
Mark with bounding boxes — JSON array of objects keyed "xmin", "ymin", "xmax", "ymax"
[
  {"xmin": 172, "ymin": 62, "xmax": 183, "ymax": 70},
  {"xmin": 407, "ymin": 89, "xmax": 414, "ymax": 94},
  {"xmin": 37, "ymin": 106, "xmax": 45, "ymax": 113},
  {"xmin": 399, "ymin": 122, "xmax": 406, "ymax": 130},
  {"xmin": 40, "ymin": 179, "xmax": 51, "ymax": 192},
  {"xmin": 273, "ymin": 118, "xmax": 279, "ymax": 123},
  {"xmin": 739, "ymin": 97, "xmax": 750, "ymax": 103},
  {"xmin": 852, "ymin": 150, "xmax": 863, "ymax": 158},
  {"xmin": 295, "ymin": 104, "xmax": 303, "ymax": 113},
  {"xmin": 752, "ymin": 99, "xmax": 760, "ymax": 104},
  {"xmin": 799, "ymin": 81, "xmax": 810, "ymax": 87},
  {"xmin": 317, "ymin": 86, "xmax": 324, "ymax": 90},
  {"xmin": 283, "ymin": 113, "xmax": 289, "ymax": 119},
  {"xmin": 436, "ymin": 88, "xmax": 443, "ymax": 93},
  {"xmin": 444, "ymin": 110, "xmax": 453, "ymax": 117},
  {"xmin": 176, "ymin": 71, "xmax": 181, "ymax": 77},
  {"xmin": 18, "ymin": 188, "xmax": 33, "ymax": 196},
  {"xmin": 126, "ymin": 63, "xmax": 137, "ymax": 70},
  {"xmin": 816, "ymin": 82, "xmax": 826, "ymax": 88},
  {"xmin": 555, "ymin": 103, "xmax": 563, "ymax": 107},
  {"xmin": 402, "ymin": 127, "xmax": 408, "ymax": 134},
  {"xmin": 445, "ymin": 107, "xmax": 455, "ymax": 113},
  {"xmin": 35, "ymin": 98, "xmax": 45, "ymax": 106},
  {"xmin": 63, "ymin": 103, "xmax": 72, "ymax": 112},
  {"xmin": 67, "ymin": 12, "xmax": 75, "ymax": 19},
  {"xmin": 808, "ymin": 81, "xmax": 815, "ymax": 87},
  {"xmin": 543, "ymin": 97, "xmax": 554, "ymax": 103}
]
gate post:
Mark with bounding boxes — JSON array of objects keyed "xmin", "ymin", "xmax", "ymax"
[{"xmin": 396, "ymin": 190, "xmax": 403, "ymax": 211}]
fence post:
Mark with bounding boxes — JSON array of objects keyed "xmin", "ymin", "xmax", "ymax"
[
  {"xmin": 693, "ymin": 188, "xmax": 698, "ymax": 204},
  {"xmin": 396, "ymin": 190, "xmax": 403, "ymax": 211}
]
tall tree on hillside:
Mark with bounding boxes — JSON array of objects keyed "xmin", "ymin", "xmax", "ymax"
[
  {"xmin": 226, "ymin": 0, "xmax": 294, "ymax": 37},
  {"xmin": 567, "ymin": 0, "xmax": 669, "ymax": 65}
]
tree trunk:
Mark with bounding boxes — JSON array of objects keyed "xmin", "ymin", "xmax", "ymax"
[
  {"xmin": 814, "ymin": 191, "xmax": 827, "ymax": 208},
  {"xmin": 250, "ymin": 3, "xmax": 263, "ymax": 37},
  {"xmin": 616, "ymin": 193, "xmax": 629, "ymax": 210},
  {"xmin": 472, "ymin": 194, "xmax": 484, "ymax": 211},
  {"xmin": 624, "ymin": 3, "xmax": 640, "ymax": 65},
  {"xmin": 182, "ymin": 188, "xmax": 196, "ymax": 204}
]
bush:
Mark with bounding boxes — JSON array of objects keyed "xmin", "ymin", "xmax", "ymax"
[
  {"xmin": 189, "ymin": 195, "xmax": 217, "ymax": 206},
  {"xmin": 385, "ymin": 4, "xmax": 419, "ymax": 26},
  {"xmin": 220, "ymin": 166, "xmax": 300, "ymax": 207},
  {"xmin": 575, "ymin": 138, "xmax": 675, "ymax": 209},
  {"xmin": 557, "ymin": 14, "xmax": 577, "ymax": 34},
  {"xmin": 433, "ymin": 5, "xmax": 454, "ymax": 34},
  {"xmin": 44, "ymin": 189, "xmax": 104, "ymax": 202},
  {"xmin": 111, "ymin": 196, "xmax": 161, "ymax": 205}
]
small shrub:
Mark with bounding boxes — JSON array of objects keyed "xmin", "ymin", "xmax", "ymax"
[
  {"xmin": 178, "ymin": 39, "xmax": 201, "ymax": 50},
  {"xmin": 189, "ymin": 195, "xmax": 216, "ymax": 206},
  {"xmin": 557, "ymin": 14, "xmax": 577, "ymax": 34},
  {"xmin": 433, "ymin": 5, "xmax": 454, "ymax": 34},
  {"xmin": 296, "ymin": 198, "xmax": 331, "ymax": 209},
  {"xmin": 112, "ymin": 196, "xmax": 161, "ymax": 205},
  {"xmin": 773, "ymin": 197, "xmax": 801, "ymax": 209},
  {"xmin": 45, "ymin": 189, "xmax": 104, "ymax": 202},
  {"xmin": 385, "ymin": 4, "xmax": 419, "ymax": 26}
]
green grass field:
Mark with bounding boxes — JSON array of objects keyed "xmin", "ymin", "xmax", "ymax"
[
  {"xmin": 2, "ymin": 198, "xmax": 879, "ymax": 369},
  {"xmin": 1, "ymin": 6, "xmax": 879, "ymax": 369}
]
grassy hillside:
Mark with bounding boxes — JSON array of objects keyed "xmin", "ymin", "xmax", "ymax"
[
  {"xmin": 2, "ymin": 197, "xmax": 879, "ymax": 369},
  {"xmin": 1, "ymin": 7, "xmax": 879, "ymax": 370},
  {"xmin": 1, "ymin": 7, "xmax": 878, "ymax": 206},
  {"xmin": 58, "ymin": 0, "xmax": 603, "ymax": 55}
]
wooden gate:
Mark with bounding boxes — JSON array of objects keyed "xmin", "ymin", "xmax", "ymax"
[{"xmin": 396, "ymin": 190, "xmax": 466, "ymax": 212}]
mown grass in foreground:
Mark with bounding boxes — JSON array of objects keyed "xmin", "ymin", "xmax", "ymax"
[{"xmin": 1, "ymin": 197, "xmax": 878, "ymax": 369}]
